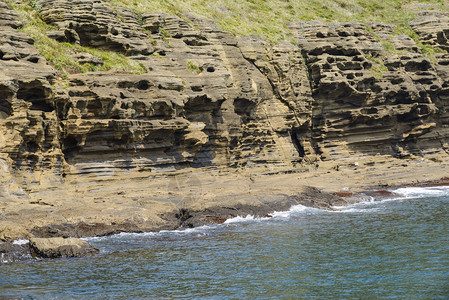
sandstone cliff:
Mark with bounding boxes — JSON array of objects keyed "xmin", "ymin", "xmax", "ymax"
[{"xmin": 1, "ymin": 0, "xmax": 449, "ymax": 240}]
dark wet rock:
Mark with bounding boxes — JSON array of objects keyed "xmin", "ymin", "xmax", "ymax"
[
  {"xmin": 290, "ymin": 186, "xmax": 359, "ymax": 209},
  {"xmin": 362, "ymin": 190, "xmax": 401, "ymax": 201},
  {"xmin": 30, "ymin": 222, "xmax": 175, "ymax": 239},
  {"xmin": 0, "ymin": 241, "xmax": 31, "ymax": 263},
  {"xmin": 28, "ymin": 237, "xmax": 99, "ymax": 258},
  {"xmin": 172, "ymin": 188, "xmax": 355, "ymax": 228}
]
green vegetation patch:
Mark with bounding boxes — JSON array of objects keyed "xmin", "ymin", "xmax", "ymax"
[
  {"xmin": 7, "ymin": 0, "xmax": 147, "ymax": 75},
  {"xmin": 395, "ymin": 25, "xmax": 448, "ymax": 62},
  {"xmin": 6, "ymin": 0, "xmax": 449, "ymax": 77},
  {"xmin": 187, "ymin": 61, "xmax": 201, "ymax": 74},
  {"xmin": 108, "ymin": 0, "xmax": 449, "ymax": 43},
  {"xmin": 366, "ymin": 54, "xmax": 389, "ymax": 78}
]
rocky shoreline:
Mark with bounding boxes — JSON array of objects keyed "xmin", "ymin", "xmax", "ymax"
[
  {"xmin": 1, "ymin": 0, "xmax": 449, "ymax": 262},
  {"xmin": 2, "ymin": 165, "xmax": 448, "ymax": 263},
  {"xmin": 0, "ymin": 190, "xmax": 362, "ymax": 263},
  {"xmin": 1, "ymin": 181, "xmax": 359, "ymax": 263}
]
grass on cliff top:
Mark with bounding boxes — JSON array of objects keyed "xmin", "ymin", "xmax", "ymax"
[
  {"xmin": 6, "ymin": 0, "xmax": 448, "ymax": 75},
  {"xmin": 6, "ymin": 1, "xmax": 147, "ymax": 75},
  {"xmin": 110, "ymin": 0, "xmax": 449, "ymax": 43}
]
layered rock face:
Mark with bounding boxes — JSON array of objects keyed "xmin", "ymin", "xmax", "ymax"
[
  {"xmin": 292, "ymin": 19, "xmax": 449, "ymax": 159},
  {"xmin": 0, "ymin": 1, "xmax": 60, "ymax": 198},
  {"xmin": 1, "ymin": 0, "xmax": 449, "ymax": 196}
]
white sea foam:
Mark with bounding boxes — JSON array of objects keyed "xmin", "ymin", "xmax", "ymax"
[
  {"xmin": 83, "ymin": 232, "xmax": 156, "ymax": 242},
  {"xmin": 87, "ymin": 206, "xmax": 312, "ymax": 242},
  {"xmin": 392, "ymin": 186, "xmax": 449, "ymax": 198},
  {"xmin": 333, "ymin": 206, "xmax": 381, "ymax": 213},
  {"xmin": 271, "ymin": 204, "xmax": 310, "ymax": 218},
  {"xmin": 224, "ymin": 204, "xmax": 311, "ymax": 224},
  {"xmin": 159, "ymin": 225, "xmax": 217, "ymax": 235},
  {"xmin": 12, "ymin": 239, "xmax": 29, "ymax": 245},
  {"xmin": 224, "ymin": 215, "xmax": 266, "ymax": 224},
  {"xmin": 85, "ymin": 186, "xmax": 449, "ymax": 242},
  {"xmin": 83, "ymin": 225, "xmax": 218, "ymax": 241},
  {"xmin": 332, "ymin": 185, "xmax": 449, "ymax": 213}
]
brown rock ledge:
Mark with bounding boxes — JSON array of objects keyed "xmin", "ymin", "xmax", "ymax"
[
  {"xmin": 28, "ymin": 237, "xmax": 99, "ymax": 259},
  {"xmin": 1, "ymin": 154, "xmax": 449, "ymax": 243},
  {"xmin": 1, "ymin": 237, "xmax": 99, "ymax": 263}
]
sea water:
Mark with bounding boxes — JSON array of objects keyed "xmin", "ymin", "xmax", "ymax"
[{"xmin": 1, "ymin": 187, "xmax": 449, "ymax": 299}]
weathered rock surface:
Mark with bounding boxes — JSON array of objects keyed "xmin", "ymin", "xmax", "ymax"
[
  {"xmin": 37, "ymin": 0, "xmax": 153, "ymax": 55},
  {"xmin": 0, "ymin": 241, "xmax": 31, "ymax": 263},
  {"xmin": 291, "ymin": 20, "xmax": 449, "ymax": 159},
  {"xmin": 1, "ymin": 0, "xmax": 449, "ymax": 241},
  {"xmin": 28, "ymin": 237, "xmax": 99, "ymax": 258},
  {"xmin": 410, "ymin": 10, "xmax": 449, "ymax": 52},
  {"xmin": 1, "ymin": 0, "xmax": 445, "ymax": 175},
  {"xmin": 173, "ymin": 187, "xmax": 361, "ymax": 228}
]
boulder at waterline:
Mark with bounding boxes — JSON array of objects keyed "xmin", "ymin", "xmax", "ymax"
[{"xmin": 29, "ymin": 237, "xmax": 99, "ymax": 259}]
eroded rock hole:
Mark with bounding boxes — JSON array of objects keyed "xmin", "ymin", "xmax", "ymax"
[
  {"xmin": 110, "ymin": 27, "xmax": 119, "ymax": 36},
  {"xmin": 26, "ymin": 141, "xmax": 38, "ymax": 152},
  {"xmin": 184, "ymin": 95, "xmax": 224, "ymax": 116},
  {"xmin": 234, "ymin": 98, "xmax": 256, "ymax": 122},
  {"xmin": 115, "ymin": 134, "xmax": 130, "ymax": 145},
  {"xmin": 17, "ymin": 84, "xmax": 53, "ymax": 112},
  {"xmin": 191, "ymin": 86, "xmax": 203, "ymax": 92},
  {"xmin": 0, "ymin": 85, "xmax": 13, "ymax": 118},
  {"xmin": 117, "ymin": 81, "xmax": 134, "ymax": 89},
  {"xmin": 137, "ymin": 80, "xmax": 150, "ymax": 90},
  {"xmin": 291, "ymin": 131, "xmax": 305, "ymax": 157},
  {"xmin": 62, "ymin": 136, "xmax": 81, "ymax": 160},
  {"xmin": 86, "ymin": 100, "xmax": 103, "ymax": 114},
  {"xmin": 28, "ymin": 56, "xmax": 39, "ymax": 63},
  {"xmin": 0, "ymin": 101, "xmax": 12, "ymax": 118},
  {"xmin": 64, "ymin": 29, "xmax": 79, "ymax": 44}
]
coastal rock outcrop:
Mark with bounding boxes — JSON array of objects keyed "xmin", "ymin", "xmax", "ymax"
[
  {"xmin": 0, "ymin": 241, "xmax": 31, "ymax": 263},
  {"xmin": 291, "ymin": 20, "xmax": 449, "ymax": 159},
  {"xmin": 1, "ymin": 0, "xmax": 447, "ymax": 179},
  {"xmin": 29, "ymin": 237, "xmax": 99, "ymax": 258},
  {"xmin": 0, "ymin": 0, "xmax": 449, "ymax": 241}
]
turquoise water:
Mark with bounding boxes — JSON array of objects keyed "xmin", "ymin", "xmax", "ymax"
[{"xmin": 1, "ymin": 187, "xmax": 449, "ymax": 299}]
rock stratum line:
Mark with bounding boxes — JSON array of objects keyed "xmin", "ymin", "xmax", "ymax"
[{"xmin": 1, "ymin": 0, "xmax": 449, "ymax": 244}]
